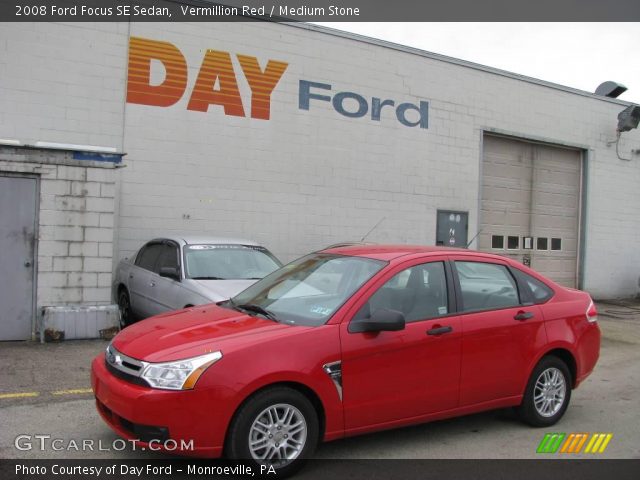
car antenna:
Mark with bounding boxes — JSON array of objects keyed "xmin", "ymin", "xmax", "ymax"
[
  {"xmin": 466, "ymin": 228, "xmax": 483, "ymax": 249},
  {"xmin": 361, "ymin": 217, "xmax": 386, "ymax": 242}
]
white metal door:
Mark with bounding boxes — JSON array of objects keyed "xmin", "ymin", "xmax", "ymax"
[
  {"xmin": 480, "ymin": 136, "xmax": 581, "ymax": 287},
  {"xmin": 0, "ymin": 174, "xmax": 38, "ymax": 340}
]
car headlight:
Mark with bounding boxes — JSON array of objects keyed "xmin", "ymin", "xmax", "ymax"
[{"xmin": 140, "ymin": 351, "xmax": 222, "ymax": 390}]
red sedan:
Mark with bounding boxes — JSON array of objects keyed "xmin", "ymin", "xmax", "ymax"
[{"xmin": 92, "ymin": 245, "xmax": 600, "ymax": 474}]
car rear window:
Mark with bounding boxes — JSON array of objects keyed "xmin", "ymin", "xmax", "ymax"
[{"xmin": 510, "ymin": 268, "xmax": 554, "ymax": 304}]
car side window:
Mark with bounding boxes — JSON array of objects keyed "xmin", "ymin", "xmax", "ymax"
[
  {"xmin": 155, "ymin": 243, "xmax": 179, "ymax": 273},
  {"xmin": 455, "ymin": 261, "xmax": 520, "ymax": 312},
  {"xmin": 511, "ymin": 268, "xmax": 553, "ymax": 304},
  {"xmin": 135, "ymin": 243, "xmax": 163, "ymax": 271},
  {"xmin": 354, "ymin": 262, "xmax": 449, "ymax": 323}
]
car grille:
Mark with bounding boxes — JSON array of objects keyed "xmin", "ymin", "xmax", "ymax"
[{"xmin": 105, "ymin": 344, "xmax": 149, "ymax": 387}]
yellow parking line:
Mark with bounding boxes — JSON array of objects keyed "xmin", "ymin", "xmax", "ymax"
[
  {"xmin": 0, "ymin": 388, "xmax": 93, "ymax": 399},
  {"xmin": 51, "ymin": 388, "xmax": 93, "ymax": 396},
  {"xmin": 0, "ymin": 392, "xmax": 39, "ymax": 399}
]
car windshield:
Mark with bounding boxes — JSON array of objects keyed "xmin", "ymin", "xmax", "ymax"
[
  {"xmin": 183, "ymin": 244, "xmax": 281, "ymax": 280},
  {"xmin": 228, "ymin": 253, "xmax": 386, "ymax": 326}
]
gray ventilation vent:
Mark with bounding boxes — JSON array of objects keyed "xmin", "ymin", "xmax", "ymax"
[{"xmin": 595, "ymin": 81, "xmax": 627, "ymax": 98}]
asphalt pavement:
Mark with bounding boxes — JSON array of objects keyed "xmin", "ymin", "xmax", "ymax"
[{"xmin": 1, "ymin": 301, "xmax": 639, "ymax": 460}]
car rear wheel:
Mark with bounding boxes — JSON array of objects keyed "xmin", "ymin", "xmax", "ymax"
[
  {"xmin": 226, "ymin": 387, "xmax": 319, "ymax": 476},
  {"xmin": 118, "ymin": 289, "xmax": 133, "ymax": 327},
  {"xmin": 518, "ymin": 356, "xmax": 572, "ymax": 427}
]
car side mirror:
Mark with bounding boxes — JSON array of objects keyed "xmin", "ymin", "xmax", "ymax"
[
  {"xmin": 349, "ymin": 308, "xmax": 406, "ymax": 333},
  {"xmin": 159, "ymin": 266, "xmax": 180, "ymax": 281}
]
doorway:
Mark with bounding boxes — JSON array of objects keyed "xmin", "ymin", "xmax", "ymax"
[{"xmin": 0, "ymin": 174, "xmax": 38, "ymax": 340}]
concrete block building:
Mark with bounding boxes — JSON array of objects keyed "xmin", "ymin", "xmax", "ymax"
[{"xmin": 1, "ymin": 19, "xmax": 639, "ymax": 340}]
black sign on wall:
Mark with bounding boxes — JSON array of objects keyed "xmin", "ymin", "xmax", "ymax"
[{"xmin": 436, "ymin": 210, "xmax": 469, "ymax": 248}]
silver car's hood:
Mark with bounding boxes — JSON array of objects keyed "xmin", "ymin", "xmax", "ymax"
[{"xmin": 184, "ymin": 278, "xmax": 258, "ymax": 301}]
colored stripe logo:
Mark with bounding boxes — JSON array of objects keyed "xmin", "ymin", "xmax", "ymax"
[
  {"xmin": 584, "ymin": 433, "xmax": 613, "ymax": 453},
  {"xmin": 537, "ymin": 433, "xmax": 613, "ymax": 454},
  {"xmin": 537, "ymin": 433, "xmax": 566, "ymax": 453}
]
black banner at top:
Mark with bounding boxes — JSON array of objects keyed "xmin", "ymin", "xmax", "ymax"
[{"xmin": 1, "ymin": 0, "xmax": 640, "ymax": 22}]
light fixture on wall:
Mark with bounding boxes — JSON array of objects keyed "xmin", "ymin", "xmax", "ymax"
[
  {"xmin": 608, "ymin": 105, "xmax": 640, "ymax": 161},
  {"xmin": 617, "ymin": 105, "xmax": 640, "ymax": 133}
]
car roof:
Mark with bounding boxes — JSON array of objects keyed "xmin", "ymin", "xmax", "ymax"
[
  {"xmin": 321, "ymin": 244, "xmax": 512, "ymax": 262},
  {"xmin": 149, "ymin": 235, "xmax": 262, "ymax": 247}
]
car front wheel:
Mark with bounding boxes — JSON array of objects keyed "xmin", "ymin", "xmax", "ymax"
[
  {"xmin": 226, "ymin": 387, "xmax": 319, "ymax": 476},
  {"xmin": 118, "ymin": 289, "xmax": 133, "ymax": 327},
  {"xmin": 518, "ymin": 356, "xmax": 572, "ymax": 427}
]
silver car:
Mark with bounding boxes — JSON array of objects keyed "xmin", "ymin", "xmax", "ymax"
[{"xmin": 113, "ymin": 236, "xmax": 282, "ymax": 325}]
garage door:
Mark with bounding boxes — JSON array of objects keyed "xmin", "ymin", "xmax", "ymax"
[{"xmin": 479, "ymin": 135, "xmax": 582, "ymax": 288}]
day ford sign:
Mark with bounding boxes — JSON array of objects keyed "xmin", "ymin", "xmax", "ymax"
[
  {"xmin": 127, "ymin": 36, "xmax": 429, "ymax": 129},
  {"xmin": 299, "ymin": 81, "xmax": 428, "ymax": 128}
]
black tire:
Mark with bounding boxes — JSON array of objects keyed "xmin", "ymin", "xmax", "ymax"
[
  {"xmin": 118, "ymin": 289, "xmax": 133, "ymax": 327},
  {"xmin": 518, "ymin": 356, "xmax": 572, "ymax": 427},
  {"xmin": 225, "ymin": 387, "xmax": 319, "ymax": 477}
]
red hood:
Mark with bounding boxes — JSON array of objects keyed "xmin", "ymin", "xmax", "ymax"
[{"xmin": 112, "ymin": 304, "xmax": 293, "ymax": 362}]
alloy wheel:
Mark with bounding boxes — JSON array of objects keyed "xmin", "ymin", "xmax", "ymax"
[
  {"xmin": 533, "ymin": 367, "xmax": 566, "ymax": 417},
  {"xmin": 248, "ymin": 403, "xmax": 307, "ymax": 466}
]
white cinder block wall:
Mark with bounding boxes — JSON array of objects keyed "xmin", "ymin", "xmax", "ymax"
[
  {"xmin": 1, "ymin": 21, "xmax": 639, "ymax": 301},
  {"xmin": 0, "ymin": 22, "xmax": 128, "ymax": 308},
  {"xmin": 0, "ymin": 150, "xmax": 118, "ymax": 307}
]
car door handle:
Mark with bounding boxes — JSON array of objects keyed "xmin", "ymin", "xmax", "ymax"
[
  {"xmin": 514, "ymin": 311, "xmax": 534, "ymax": 321},
  {"xmin": 427, "ymin": 326, "xmax": 453, "ymax": 336},
  {"xmin": 129, "ymin": 273, "xmax": 134, "ymax": 279},
  {"xmin": 149, "ymin": 281, "xmax": 156, "ymax": 287}
]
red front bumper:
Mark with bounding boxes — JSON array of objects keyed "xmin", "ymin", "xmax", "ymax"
[{"xmin": 91, "ymin": 353, "xmax": 230, "ymax": 458}]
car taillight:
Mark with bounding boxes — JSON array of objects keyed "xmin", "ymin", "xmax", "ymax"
[{"xmin": 586, "ymin": 299, "xmax": 598, "ymax": 323}]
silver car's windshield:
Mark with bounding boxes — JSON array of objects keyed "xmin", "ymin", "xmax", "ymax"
[
  {"xmin": 183, "ymin": 245, "xmax": 281, "ymax": 280},
  {"xmin": 228, "ymin": 253, "xmax": 386, "ymax": 326}
]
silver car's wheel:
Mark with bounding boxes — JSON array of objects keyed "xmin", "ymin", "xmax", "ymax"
[
  {"xmin": 118, "ymin": 289, "xmax": 132, "ymax": 327},
  {"xmin": 533, "ymin": 367, "xmax": 566, "ymax": 417},
  {"xmin": 248, "ymin": 403, "xmax": 307, "ymax": 466},
  {"xmin": 226, "ymin": 387, "xmax": 319, "ymax": 476},
  {"xmin": 518, "ymin": 356, "xmax": 572, "ymax": 427}
]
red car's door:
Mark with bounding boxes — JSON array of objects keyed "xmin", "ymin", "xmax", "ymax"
[
  {"xmin": 340, "ymin": 258, "xmax": 461, "ymax": 431},
  {"xmin": 449, "ymin": 256, "xmax": 547, "ymax": 406}
]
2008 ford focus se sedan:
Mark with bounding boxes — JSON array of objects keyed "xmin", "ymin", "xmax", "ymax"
[{"xmin": 92, "ymin": 245, "xmax": 600, "ymax": 475}]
